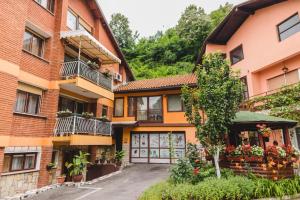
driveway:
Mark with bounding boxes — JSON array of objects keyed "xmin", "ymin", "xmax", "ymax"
[{"xmin": 28, "ymin": 164, "xmax": 170, "ymax": 200}]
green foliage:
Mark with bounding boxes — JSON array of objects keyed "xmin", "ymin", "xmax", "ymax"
[
  {"xmin": 115, "ymin": 150, "xmax": 125, "ymax": 162},
  {"xmin": 185, "ymin": 143, "xmax": 201, "ymax": 168},
  {"xmin": 65, "ymin": 151, "xmax": 90, "ymax": 177},
  {"xmin": 246, "ymin": 83, "xmax": 300, "ymax": 122},
  {"xmin": 109, "ymin": 13, "xmax": 138, "ymax": 51},
  {"xmin": 140, "ymin": 176, "xmax": 300, "ymax": 200},
  {"xmin": 209, "ymin": 3, "xmax": 233, "ymax": 28},
  {"xmin": 109, "ymin": 3, "xmax": 232, "ymax": 80},
  {"xmin": 170, "ymin": 158, "xmax": 193, "ymax": 184}
]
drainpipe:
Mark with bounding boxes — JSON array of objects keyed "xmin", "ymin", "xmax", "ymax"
[{"xmin": 77, "ymin": 36, "xmax": 81, "ymax": 77}]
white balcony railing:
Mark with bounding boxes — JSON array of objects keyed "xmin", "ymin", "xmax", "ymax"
[
  {"xmin": 54, "ymin": 115, "xmax": 111, "ymax": 136},
  {"xmin": 60, "ymin": 60, "xmax": 112, "ymax": 91}
]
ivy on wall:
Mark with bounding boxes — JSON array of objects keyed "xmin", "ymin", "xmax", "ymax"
[{"xmin": 245, "ymin": 83, "xmax": 300, "ymax": 122}]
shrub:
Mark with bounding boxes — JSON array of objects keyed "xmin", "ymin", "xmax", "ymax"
[{"xmin": 170, "ymin": 158, "xmax": 193, "ymax": 184}]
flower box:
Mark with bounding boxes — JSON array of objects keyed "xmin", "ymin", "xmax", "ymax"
[
  {"xmin": 227, "ymin": 156, "xmax": 243, "ymax": 162},
  {"xmin": 244, "ymin": 156, "xmax": 263, "ymax": 162}
]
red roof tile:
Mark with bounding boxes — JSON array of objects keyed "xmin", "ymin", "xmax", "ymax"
[{"xmin": 114, "ymin": 74, "xmax": 197, "ymax": 93}]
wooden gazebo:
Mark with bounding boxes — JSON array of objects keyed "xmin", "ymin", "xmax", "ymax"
[{"xmin": 221, "ymin": 111, "xmax": 298, "ymax": 179}]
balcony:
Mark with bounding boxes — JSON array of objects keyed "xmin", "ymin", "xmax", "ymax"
[
  {"xmin": 54, "ymin": 115, "xmax": 111, "ymax": 136},
  {"xmin": 60, "ymin": 60, "xmax": 112, "ymax": 90}
]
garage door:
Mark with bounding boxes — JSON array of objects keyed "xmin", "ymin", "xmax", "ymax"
[{"xmin": 130, "ymin": 132, "xmax": 185, "ymax": 164}]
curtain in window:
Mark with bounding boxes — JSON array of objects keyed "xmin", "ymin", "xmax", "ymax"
[
  {"xmin": 168, "ymin": 95, "xmax": 182, "ymax": 111},
  {"xmin": 31, "ymin": 36, "xmax": 43, "ymax": 57},
  {"xmin": 27, "ymin": 94, "xmax": 39, "ymax": 114},
  {"xmin": 24, "ymin": 154, "xmax": 36, "ymax": 169},
  {"xmin": 137, "ymin": 97, "xmax": 147, "ymax": 120},
  {"xmin": 114, "ymin": 98, "xmax": 124, "ymax": 117},
  {"xmin": 3, "ymin": 156, "xmax": 11, "ymax": 173},
  {"xmin": 23, "ymin": 31, "xmax": 32, "ymax": 52},
  {"xmin": 11, "ymin": 155, "xmax": 24, "ymax": 171},
  {"xmin": 15, "ymin": 92, "xmax": 27, "ymax": 113},
  {"xmin": 149, "ymin": 97, "xmax": 162, "ymax": 121},
  {"xmin": 128, "ymin": 97, "xmax": 136, "ymax": 116}
]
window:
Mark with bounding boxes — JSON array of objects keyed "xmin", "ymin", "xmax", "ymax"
[
  {"xmin": 278, "ymin": 13, "xmax": 300, "ymax": 41},
  {"xmin": 3, "ymin": 153, "xmax": 37, "ymax": 172},
  {"xmin": 128, "ymin": 97, "xmax": 136, "ymax": 117},
  {"xmin": 35, "ymin": 0, "xmax": 55, "ymax": 13},
  {"xmin": 15, "ymin": 90, "xmax": 40, "ymax": 114},
  {"xmin": 114, "ymin": 98, "xmax": 124, "ymax": 117},
  {"xmin": 267, "ymin": 69, "xmax": 300, "ymax": 91},
  {"xmin": 58, "ymin": 96, "xmax": 86, "ymax": 114},
  {"xmin": 23, "ymin": 30, "xmax": 44, "ymax": 57},
  {"xmin": 67, "ymin": 9, "xmax": 92, "ymax": 33},
  {"xmin": 230, "ymin": 45, "xmax": 244, "ymax": 65},
  {"xmin": 136, "ymin": 96, "xmax": 162, "ymax": 122},
  {"xmin": 240, "ymin": 77, "xmax": 249, "ymax": 100},
  {"xmin": 167, "ymin": 95, "xmax": 185, "ymax": 112},
  {"xmin": 102, "ymin": 105, "xmax": 108, "ymax": 117}
]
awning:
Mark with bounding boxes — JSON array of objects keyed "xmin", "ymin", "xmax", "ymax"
[
  {"xmin": 232, "ymin": 111, "xmax": 298, "ymax": 128},
  {"xmin": 60, "ymin": 30, "xmax": 121, "ymax": 64}
]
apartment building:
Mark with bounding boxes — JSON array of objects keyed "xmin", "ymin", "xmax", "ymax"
[
  {"xmin": 200, "ymin": 0, "xmax": 300, "ymax": 149},
  {"xmin": 0, "ymin": 0, "xmax": 133, "ymax": 197}
]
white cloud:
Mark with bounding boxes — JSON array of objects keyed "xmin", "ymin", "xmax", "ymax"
[{"xmin": 98, "ymin": 0, "xmax": 244, "ymax": 37}]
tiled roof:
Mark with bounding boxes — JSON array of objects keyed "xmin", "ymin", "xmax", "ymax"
[{"xmin": 114, "ymin": 74, "xmax": 197, "ymax": 93}]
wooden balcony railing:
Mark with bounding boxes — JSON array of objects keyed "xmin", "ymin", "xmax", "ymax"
[
  {"xmin": 60, "ymin": 60, "xmax": 112, "ymax": 91},
  {"xmin": 54, "ymin": 115, "xmax": 111, "ymax": 136}
]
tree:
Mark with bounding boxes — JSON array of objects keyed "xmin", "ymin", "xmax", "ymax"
[
  {"xmin": 182, "ymin": 53, "xmax": 243, "ymax": 178},
  {"xmin": 109, "ymin": 13, "xmax": 138, "ymax": 51},
  {"xmin": 210, "ymin": 3, "xmax": 233, "ymax": 28},
  {"xmin": 176, "ymin": 5, "xmax": 212, "ymax": 60}
]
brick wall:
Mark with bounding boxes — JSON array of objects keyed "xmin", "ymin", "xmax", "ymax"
[
  {"xmin": 0, "ymin": 72, "xmax": 18, "ymax": 136},
  {"xmin": 0, "ymin": 147, "xmax": 4, "ymax": 176},
  {"xmin": 37, "ymin": 146, "xmax": 53, "ymax": 188}
]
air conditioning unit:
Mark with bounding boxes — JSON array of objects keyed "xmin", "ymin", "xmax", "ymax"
[{"xmin": 114, "ymin": 72, "xmax": 122, "ymax": 82}]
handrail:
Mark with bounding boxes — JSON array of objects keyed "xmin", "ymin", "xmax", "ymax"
[
  {"xmin": 54, "ymin": 115, "xmax": 111, "ymax": 136},
  {"xmin": 60, "ymin": 60, "xmax": 112, "ymax": 91}
]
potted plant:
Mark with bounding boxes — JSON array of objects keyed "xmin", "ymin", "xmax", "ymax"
[
  {"xmin": 257, "ymin": 124, "xmax": 272, "ymax": 138},
  {"xmin": 246, "ymin": 145, "xmax": 264, "ymax": 162},
  {"xmin": 56, "ymin": 174, "xmax": 66, "ymax": 184},
  {"xmin": 102, "ymin": 70, "xmax": 111, "ymax": 78},
  {"xmin": 99, "ymin": 115, "xmax": 109, "ymax": 122},
  {"xmin": 57, "ymin": 109, "xmax": 72, "ymax": 117},
  {"xmin": 81, "ymin": 112, "xmax": 94, "ymax": 119},
  {"xmin": 100, "ymin": 150, "xmax": 107, "ymax": 164},
  {"xmin": 86, "ymin": 60, "xmax": 99, "ymax": 69},
  {"xmin": 65, "ymin": 151, "xmax": 90, "ymax": 182},
  {"xmin": 46, "ymin": 162, "xmax": 56, "ymax": 171},
  {"xmin": 115, "ymin": 150, "xmax": 125, "ymax": 166}
]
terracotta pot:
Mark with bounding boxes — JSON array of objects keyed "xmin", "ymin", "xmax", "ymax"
[
  {"xmin": 57, "ymin": 176, "xmax": 65, "ymax": 184},
  {"xmin": 72, "ymin": 174, "xmax": 83, "ymax": 182}
]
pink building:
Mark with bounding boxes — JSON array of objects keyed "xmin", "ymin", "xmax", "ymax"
[{"xmin": 200, "ymin": 0, "xmax": 300, "ymax": 147}]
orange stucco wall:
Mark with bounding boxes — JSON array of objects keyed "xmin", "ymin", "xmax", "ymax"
[{"xmin": 205, "ymin": 1, "xmax": 300, "ymax": 96}]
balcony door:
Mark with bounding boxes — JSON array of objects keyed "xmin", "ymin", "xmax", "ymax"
[
  {"xmin": 58, "ymin": 96, "xmax": 86, "ymax": 115},
  {"xmin": 136, "ymin": 96, "xmax": 162, "ymax": 122}
]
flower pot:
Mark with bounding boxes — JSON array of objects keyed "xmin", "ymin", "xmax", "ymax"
[
  {"xmin": 116, "ymin": 161, "xmax": 122, "ymax": 166},
  {"xmin": 244, "ymin": 156, "xmax": 263, "ymax": 162},
  {"xmin": 57, "ymin": 176, "xmax": 65, "ymax": 184},
  {"xmin": 72, "ymin": 174, "xmax": 83, "ymax": 182}
]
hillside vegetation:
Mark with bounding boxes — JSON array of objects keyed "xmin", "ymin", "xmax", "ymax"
[{"xmin": 109, "ymin": 3, "xmax": 233, "ymax": 80}]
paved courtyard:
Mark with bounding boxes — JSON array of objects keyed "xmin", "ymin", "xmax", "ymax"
[{"xmin": 28, "ymin": 164, "xmax": 170, "ymax": 200}]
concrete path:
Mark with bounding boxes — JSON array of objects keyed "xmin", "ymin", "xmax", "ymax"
[{"xmin": 28, "ymin": 164, "xmax": 170, "ymax": 200}]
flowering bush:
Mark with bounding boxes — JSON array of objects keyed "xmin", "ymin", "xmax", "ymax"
[
  {"xmin": 251, "ymin": 145, "xmax": 264, "ymax": 157},
  {"xmin": 225, "ymin": 145, "xmax": 236, "ymax": 156},
  {"xmin": 256, "ymin": 124, "xmax": 272, "ymax": 137},
  {"xmin": 266, "ymin": 146, "xmax": 286, "ymax": 159}
]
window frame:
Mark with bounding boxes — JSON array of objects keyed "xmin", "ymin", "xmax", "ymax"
[
  {"xmin": 3, "ymin": 153, "xmax": 37, "ymax": 173},
  {"xmin": 35, "ymin": 0, "xmax": 55, "ymax": 14},
  {"xmin": 230, "ymin": 44, "xmax": 244, "ymax": 65},
  {"xmin": 102, "ymin": 105, "xmax": 108, "ymax": 117},
  {"xmin": 135, "ymin": 96, "xmax": 163, "ymax": 122},
  {"xmin": 277, "ymin": 12, "xmax": 300, "ymax": 41},
  {"xmin": 114, "ymin": 97, "xmax": 124, "ymax": 117},
  {"xmin": 240, "ymin": 77, "xmax": 249, "ymax": 101},
  {"xmin": 127, "ymin": 97, "xmax": 137, "ymax": 117},
  {"xmin": 67, "ymin": 9, "xmax": 92, "ymax": 34},
  {"xmin": 15, "ymin": 90, "xmax": 41, "ymax": 115},
  {"xmin": 167, "ymin": 94, "xmax": 185, "ymax": 112},
  {"xmin": 23, "ymin": 29, "xmax": 45, "ymax": 58}
]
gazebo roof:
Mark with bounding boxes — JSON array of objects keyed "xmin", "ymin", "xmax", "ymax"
[{"xmin": 232, "ymin": 111, "xmax": 297, "ymax": 128}]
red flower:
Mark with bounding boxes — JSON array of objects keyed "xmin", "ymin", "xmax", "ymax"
[
  {"xmin": 193, "ymin": 168, "xmax": 199, "ymax": 175},
  {"xmin": 225, "ymin": 145, "xmax": 235, "ymax": 155}
]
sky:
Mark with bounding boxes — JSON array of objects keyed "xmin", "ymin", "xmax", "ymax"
[{"xmin": 98, "ymin": 0, "xmax": 244, "ymax": 37}]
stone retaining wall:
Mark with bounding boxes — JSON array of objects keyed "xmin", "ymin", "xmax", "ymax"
[{"xmin": 0, "ymin": 171, "xmax": 39, "ymax": 198}]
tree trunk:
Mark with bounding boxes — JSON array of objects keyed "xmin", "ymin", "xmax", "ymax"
[{"xmin": 213, "ymin": 147, "xmax": 221, "ymax": 178}]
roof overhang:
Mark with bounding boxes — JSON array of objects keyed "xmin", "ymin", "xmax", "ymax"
[
  {"xmin": 196, "ymin": 0, "xmax": 287, "ymax": 65},
  {"xmin": 61, "ymin": 30, "xmax": 121, "ymax": 64}
]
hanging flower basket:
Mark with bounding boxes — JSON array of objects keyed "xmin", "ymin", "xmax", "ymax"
[{"xmin": 256, "ymin": 124, "xmax": 272, "ymax": 138}]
